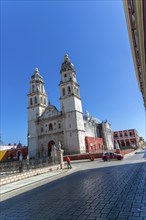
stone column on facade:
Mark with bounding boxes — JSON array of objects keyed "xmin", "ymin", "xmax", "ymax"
[
  {"xmin": 129, "ymin": 139, "xmax": 131, "ymax": 147},
  {"xmin": 122, "ymin": 131, "xmax": 125, "ymax": 147},
  {"xmin": 102, "ymin": 123, "xmax": 107, "ymax": 150},
  {"xmin": 51, "ymin": 145, "xmax": 57, "ymax": 164},
  {"xmin": 119, "ymin": 140, "xmax": 121, "ymax": 148}
]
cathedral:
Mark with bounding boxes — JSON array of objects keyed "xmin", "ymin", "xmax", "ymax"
[{"xmin": 28, "ymin": 54, "xmax": 114, "ymax": 158}]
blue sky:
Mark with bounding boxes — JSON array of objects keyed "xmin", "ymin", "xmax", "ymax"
[{"xmin": 1, "ymin": 0, "xmax": 145, "ymax": 145}]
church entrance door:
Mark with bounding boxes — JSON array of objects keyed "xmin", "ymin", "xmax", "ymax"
[{"xmin": 48, "ymin": 141, "xmax": 55, "ymax": 156}]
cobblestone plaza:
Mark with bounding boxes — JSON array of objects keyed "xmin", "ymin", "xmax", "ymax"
[{"xmin": 0, "ymin": 151, "xmax": 146, "ymax": 220}]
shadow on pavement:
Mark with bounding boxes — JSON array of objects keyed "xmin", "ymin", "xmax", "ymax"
[{"xmin": 1, "ymin": 161, "xmax": 146, "ymax": 220}]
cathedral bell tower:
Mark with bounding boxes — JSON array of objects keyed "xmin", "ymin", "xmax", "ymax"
[
  {"xmin": 59, "ymin": 54, "xmax": 86, "ymax": 154},
  {"xmin": 28, "ymin": 68, "xmax": 48, "ymax": 157}
]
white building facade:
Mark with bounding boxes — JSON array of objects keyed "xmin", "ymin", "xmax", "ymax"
[
  {"xmin": 28, "ymin": 54, "xmax": 114, "ymax": 158},
  {"xmin": 28, "ymin": 55, "xmax": 86, "ymax": 158}
]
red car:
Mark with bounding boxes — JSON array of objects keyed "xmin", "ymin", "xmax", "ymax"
[{"xmin": 102, "ymin": 152, "xmax": 124, "ymax": 161}]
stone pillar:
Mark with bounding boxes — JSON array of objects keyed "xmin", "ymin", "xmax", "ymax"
[
  {"xmin": 57, "ymin": 149, "xmax": 64, "ymax": 169},
  {"xmin": 26, "ymin": 154, "xmax": 29, "ymax": 171},
  {"xmin": 19, "ymin": 152, "xmax": 23, "ymax": 172}
]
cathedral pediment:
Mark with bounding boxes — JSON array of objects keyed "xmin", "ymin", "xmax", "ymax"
[{"xmin": 40, "ymin": 105, "xmax": 60, "ymax": 119}]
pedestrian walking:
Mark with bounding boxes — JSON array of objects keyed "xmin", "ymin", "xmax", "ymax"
[{"xmin": 66, "ymin": 156, "xmax": 72, "ymax": 169}]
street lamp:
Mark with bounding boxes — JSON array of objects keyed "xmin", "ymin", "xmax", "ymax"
[
  {"xmin": 92, "ymin": 119, "xmax": 96, "ymax": 152},
  {"xmin": 27, "ymin": 133, "xmax": 31, "ymax": 158}
]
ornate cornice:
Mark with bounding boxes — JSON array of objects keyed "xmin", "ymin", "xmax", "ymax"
[{"xmin": 123, "ymin": 0, "xmax": 146, "ymax": 107}]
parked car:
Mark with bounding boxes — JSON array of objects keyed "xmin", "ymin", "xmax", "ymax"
[{"xmin": 102, "ymin": 152, "xmax": 124, "ymax": 161}]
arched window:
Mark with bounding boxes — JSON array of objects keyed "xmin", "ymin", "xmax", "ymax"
[
  {"xmin": 76, "ymin": 88, "xmax": 79, "ymax": 96},
  {"xmin": 40, "ymin": 96, "xmax": 42, "ymax": 103},
  {"xmin": 30, "ymin": 98, "xmax": 33, "ymax": 105},
  {"xmin": 62, "ymin": 88, "xmax": 65, "ymax": 96},
  {"xmin": 68, "ymin": 86, "xmax": 71, "ymax": 94},
  {"xmin": 74, "ymin": 87, "xmax": 77, "ymax": 94},
  {"xmin": 35, "ymin": 96, "xmax": 37, "ymax": 104},
  {"xmin": 32, "ymin": 85, "xmax": 35, "ymax": 93},
  {"xmin": 49, "ymin": 123, "xmax": 53, "ymax": 131},
  {"xmin": 44, "ymin": 98, "xmax": 46, "ymax": 105}
]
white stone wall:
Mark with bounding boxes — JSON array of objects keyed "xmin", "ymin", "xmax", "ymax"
[
  {"xmin": 61, "ymin": 98, "xmax": 75, "ymax": 112},
  {"xmin": 64, "ymin": 130, "xmax": 79, "ymax": 154},
  {"xmin": 74, "ymin": 98, "xmax": 82, "ymax": 112},
  {"xmin": 102, "ymin": 123, "xmax": 114, "ymax": 150},
  {"xmin": 84, "ymin": 122, "xmax": 95, "ymax": 137},
  {"xmin": 78, "ymin": 131, "xmax": 86, "ymax": 153},
  {"xmin": 76, "ymin": 111, "xmax": 85, "ymax": 130},
  {"xmin": 28, "ymin": 137, "xmax": 38, "ymax": 157},
  {"xmin": 64, "ymin": 112, "xmax": 75, "ymax": 130}
]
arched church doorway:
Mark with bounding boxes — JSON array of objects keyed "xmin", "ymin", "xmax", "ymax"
[{"xmin": 48, "ymin": 141, "xmax": 55, "ymax": 156}]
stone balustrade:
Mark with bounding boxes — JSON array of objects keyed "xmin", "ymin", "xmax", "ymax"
[{"xmin": 0, "ymin": 164, "xmax": 62, "ymax": 186}]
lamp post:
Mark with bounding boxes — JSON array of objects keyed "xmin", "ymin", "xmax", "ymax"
[
  {"xmin": 92, "ymin": 119, "xmax": 96, "ymax": 152},
  {"xmin": 27, "ymin": 133, "xmax": 31, "ymax": 158}
]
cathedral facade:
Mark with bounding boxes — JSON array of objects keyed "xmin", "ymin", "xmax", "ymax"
[{"xmin": 28, "ymin": 54, "xmax": 114, "ymax": 158}]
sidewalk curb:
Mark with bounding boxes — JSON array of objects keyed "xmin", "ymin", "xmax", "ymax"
[{"xmin": 0, "ymin": 169, "xmax": 70, "ymax": 195}]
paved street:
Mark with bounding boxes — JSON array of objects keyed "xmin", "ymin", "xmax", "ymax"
[{"xmin": 0, "ymin": 150, "xmax": 146, "ymax": 220}]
